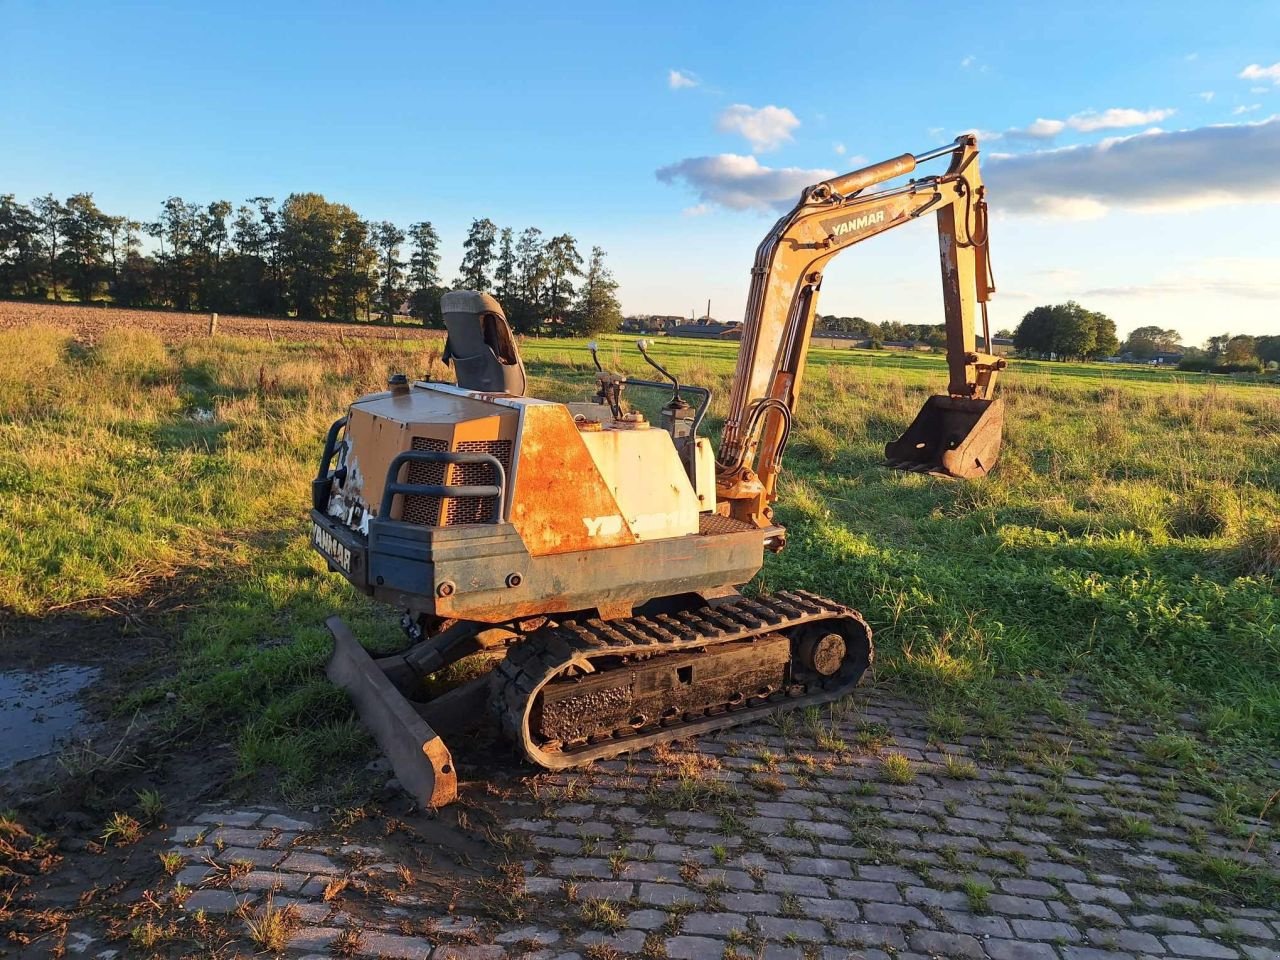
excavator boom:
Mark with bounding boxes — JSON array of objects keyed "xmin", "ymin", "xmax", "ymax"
[{"xmin": 716, "ymin": 135, "xmax": 1006, "ymax": 528}]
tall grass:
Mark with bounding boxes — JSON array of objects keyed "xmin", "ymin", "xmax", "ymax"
[{"xmin": 2, "ymin": 328, "xmax": 1277, "ymax": 796}]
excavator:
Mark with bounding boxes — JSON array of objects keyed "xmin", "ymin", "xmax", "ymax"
[{"xmin": 310, "ymin": 135, "xmax": 1007, "ymax": 806}]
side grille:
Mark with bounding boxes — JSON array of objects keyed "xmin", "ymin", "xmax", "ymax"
[
  {"xmin": 401, "ymin": 437, "xmax": 448, "ymax": 525},
  {"xmin": 398, "ymin": 436, "xmax": 512, "ymax": 527},
  {"xmin": 446, "ymin": 440, "xmax": 513, "ymax": 524}
]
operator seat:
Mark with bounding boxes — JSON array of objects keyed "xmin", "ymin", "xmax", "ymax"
[{"xmin": 440, "ymin": 290, "xmax": 527, "ymax": 396}]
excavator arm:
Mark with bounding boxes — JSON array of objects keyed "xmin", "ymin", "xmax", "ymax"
[{"xmin": 716, "ymin": 135, "xmax": 1007, "ymax": 531}]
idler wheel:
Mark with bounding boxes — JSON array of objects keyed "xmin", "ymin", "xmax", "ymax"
[{"xmin": 797, "ymin": 631, "xmax": 845, "ymax": 676}]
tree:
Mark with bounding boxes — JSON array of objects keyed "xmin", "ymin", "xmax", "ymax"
[
  {"xmin": 1223, "ymin": 334, "xmax": 1256, "ymax": 364},
  {"xmin": 1014, "ymin": 302, "xmax": 1116, "ymax": 360},
  {"xmin": 196, "ymin": 200, "xmax": 233, "ymax": 311},
  {"xmin": 0, "ymin": 195, "xmax": 43, "ymax": 297},
  {"xmin": 406, "ymin": 220, "xmax": 443, "ymax": 325},
  {"xmin": 510, "ymin": 227, "xmax": 547, "ymax": 334},
  {"xmin": 58, "ymin": 193, "xmax": 109, "ymax": 303},
  {"xmin": 570, "ymin": 246, "xmax": 623, "ymax": 335},
  {"xmin": 372, "ymin": 221, "xmax": 406, "ymax": 323},
  {"xmin": 1089, "ymin": 310, "xmax": 1120, "ymax": 359},
  {"xmin": 457, "ymin": 217, "xmax": 497, "ymax": 291},
  {"xmin": 279, "ymin": 192, "xmax": 362, "ymax": 320},
  {"xmin": 32, "ymin": 194, "xmax": 65, "ymax": 299},
  {"xmin": 1255, "ymin": 335, "xmax": 1280, "ymax": 366},
  {"xmin": 543, "ymin": 233, "xmax": 582, "ymax": 324},
  {"xmin": 1124, "ymin": 325, "xmax": 1182, "ymax": 359},
  {"xmin": 494, "ymin": 227, "xmax": 516, "ymax": 307}
]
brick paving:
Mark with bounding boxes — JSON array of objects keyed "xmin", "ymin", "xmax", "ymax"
[{"xmin": 132, "ymin": 693, "xmax": 1277, "ymax": 958}]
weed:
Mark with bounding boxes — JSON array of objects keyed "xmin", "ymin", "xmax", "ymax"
[
  {"xmin": 100, "ymin": 812, "xmax": 142, "ymax": 847},
  {"xmin": 880, "ymin": 752, "xmax": 916, "ymax": 784},
  {"xmin": 942, "ymin": 754, "xmax": 978, "ymax": 779},
  {"xmin": 158, "ymin": 851, "xmax": 185, "ymax": 876},
  {"xmin": 243, "ymin": 896, "xmax": 300, "ymax": 951},
  {"xmin": 135, "ymin": 789, "xmax": 164, "ymax": 824},
  {"xmin": 580, "ymin": 897, "xmax": 626, "ymax": 932},
  {"xmin": 961, "ymin": 877, "xmax": 991, "ymax": 913}
]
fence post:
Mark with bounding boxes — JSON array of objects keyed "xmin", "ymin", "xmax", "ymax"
[{"xmin": 208, "ymin": 312, "xmax": 218, "ymax": 337}]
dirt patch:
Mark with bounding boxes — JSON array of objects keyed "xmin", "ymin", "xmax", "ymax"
[{"xmin": 0, "ymin": 300, "xmax": 445, "ymax": 346}]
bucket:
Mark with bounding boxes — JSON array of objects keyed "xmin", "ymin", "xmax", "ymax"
[{"xmin": 884, "ymin": 396, "xmax": 1004, "ymax": 479}]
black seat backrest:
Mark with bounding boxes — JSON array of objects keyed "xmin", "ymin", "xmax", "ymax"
[{"xmin": 440, "ymin": 290, "xmax": 527, "ymax": 396}]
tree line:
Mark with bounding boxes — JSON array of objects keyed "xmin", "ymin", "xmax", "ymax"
[{"xmin": 0, "ymin": 193, "xmax": 623, "ymax": 334}]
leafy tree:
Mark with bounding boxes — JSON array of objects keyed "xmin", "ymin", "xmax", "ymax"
[
  {"xmin": 32, "ymin": 194, "xmax": 65, "ymax": 299},
  {"xmin": 58, "ymin": 193, "xmax": 109, "ymax": 303},
  {"xmin": 1255, "ymin": 335, "xmax": 1280, "ymax": 366},
  {"xmin": 333, "ymin": 217, "xmax": 376, "ymax": 321},
  {"xmin": 406, "ymin": 220, "xmax": 443, "ymax": 325},
  {"xmin": 494, "ymin": 227, "xmax": 516, "ymax": 307},
  {"xmin": 0, "ymin": 195, "xmax": 43, "ymax": 297},
  {"xmin": 1124, "ymin": 325, "xmax": 1182, "ymax": 358},
  {"xmin": 1223, "ymin": 334, "xmax": 1256, "ymax": 364},
  {"xmin": 510, "ymin": 227, "xmax": 548, "ymax": 334},
  {"xmin": 1014, "ymin": 302, "xmax": 1117, "ymax": 360},
  {"xmin": 197, "ymin": 200, "xmax": 233, "ymax": 311},
  {"xmin": 543, "ymin": 233, "xmax": 582, "ymax": 324},
  {"xmin": 372, "ymin": 221, "xmax": 406, "ymax": 322},
  {"xmin": 457, "ymin": 217, "xmax": 497, "ymax": 291},
  {"xmin": 570, "ymin": 246, "xmax": 622, "ymax": 335},
  {"xmin": 279, "ymin": 192, "xmax": 361, "ymax": 320}
]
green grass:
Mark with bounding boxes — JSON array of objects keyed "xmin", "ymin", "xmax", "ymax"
[{"xmin": 3, "ymin": 324, "xmax": 1279, "ymax": 805}]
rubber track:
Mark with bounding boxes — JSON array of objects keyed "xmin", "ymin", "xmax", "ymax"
[{"xmin": 494, "ymin": 590, "xmax": 872, "ymax": 769}]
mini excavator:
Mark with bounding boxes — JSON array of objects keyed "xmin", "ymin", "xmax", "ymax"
[{"xmin": 311, "ymin": 135, "xmax": 1007, "ymax": 806}]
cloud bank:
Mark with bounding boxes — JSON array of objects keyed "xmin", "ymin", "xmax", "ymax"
[
  {"xmin": 987, "ymin": 117, "xmax": 1280, "ymax": 218},
  {"xmin": 655, "ymin": 154, "xmax": 834, "ymax": 211}
]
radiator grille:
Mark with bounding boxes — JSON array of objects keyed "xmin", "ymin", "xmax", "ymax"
[
  {"xmin": 401, "ymin": 436, "xmax": 448, "ymax": 525},
  {"xmin": 446, "ymin": 440, "xmax": 513, "ymax": 524}
]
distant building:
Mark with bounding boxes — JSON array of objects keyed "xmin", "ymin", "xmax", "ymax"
[{"xmin": 668, "ymin": 322, "xmax": 742, "ymax": 340}]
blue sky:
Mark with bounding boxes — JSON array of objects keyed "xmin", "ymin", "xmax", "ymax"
[{"xmin": 3, "ymin": 1, "xmax": 1278, "ymax": 343}]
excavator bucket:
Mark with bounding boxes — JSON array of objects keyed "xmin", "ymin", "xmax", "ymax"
[
  {"xmin": 884, "ymin": 396, "xmax": 1004, "ymax": 479},
  {"xmin": 325, "ymin": 617, "xmax": 458, "ymax": 808}
]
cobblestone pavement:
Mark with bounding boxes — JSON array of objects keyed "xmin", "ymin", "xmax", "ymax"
[{"xmin": 77, "ymin": 691, "xmax": 1278, "ymax": 959}]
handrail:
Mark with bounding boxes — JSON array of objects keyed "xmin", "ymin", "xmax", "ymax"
[{"xmin": 312, "ymin": 415, "xmax": 349, "ymax": 510}]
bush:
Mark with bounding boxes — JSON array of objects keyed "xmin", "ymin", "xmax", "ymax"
[
  {"xmin": 1215, "ymin": 359, "xmax": 1263, "ymax": 374},
  {"xmin": 1177, "ymin": 358, "xmax": 1264, "ymax": 375}
]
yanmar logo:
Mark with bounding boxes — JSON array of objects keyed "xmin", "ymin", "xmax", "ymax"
[{"xmin": 825, "ymin": 209, "xmax": 886, "ymax": 240}]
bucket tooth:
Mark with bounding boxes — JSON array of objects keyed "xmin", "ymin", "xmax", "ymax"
[
  {"xmin": 325, "ymin": 616, "xmax": 458, "ymax": 808},
  {"xmin": 885, "ymin": 396, "xmax": 1004, "ymax": 480}
]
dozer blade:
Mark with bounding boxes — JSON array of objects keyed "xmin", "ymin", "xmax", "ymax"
[
  {"xmin": 325, "ymin": 616, "xmax": 458, "ymax": 808},
  {"xmin": 884, "ymin": 396, "xmax": 1004, "ymax": 480}
]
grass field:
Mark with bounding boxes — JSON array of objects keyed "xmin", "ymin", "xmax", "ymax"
[{"xmin": 2, "ymin": 311, "xmax": 1277, "ymax": 813}]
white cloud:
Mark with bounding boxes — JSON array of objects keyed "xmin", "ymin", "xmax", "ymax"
[
  {"xmin": 1252, "ymin": 87, "xmax": 1271, "ymax": 94},
  {"xmin": 986, "ymin": 116, "xmax": 1280, "ymax": 218},
  {"xmin": 1199, "ymin": 91, "xmax": 1215, "ymax": 102},
  {"xmin": 1065, "ymin": 107, "xmax": 1175, "ymax": 132},
  {"xmin": 1240, "ymin": 63, "xmax": 1280, "ymax": 85},
  {"xmin": 682, "ymin": 203, "xmax": 710, "ymax": 217},
  {"xmin": 1085, "ymin": 272, "xmax": 1280, "ymax": 301},
  {"xmin": 1233, "ymin": 104, "xmax": 1261, "ymax": 115},
  {"xmin": 668, "ymin": 69, "xmax": 699, "ymax": 90},
  {"xmin": 716, "ymin": 104, "xmax": 800, "ymax": 153},
  {"xmin": 961, "ymin": 55, "xmax": 976, "ymax": 68},
  {"xmin": 1006, "ymin": 118, "xmax": 1066, "ymax": 140},
  {"xmin": 656, "ymin": 154, "xmax": 835, "ymax": 211},
  {"xmin": 1185, "ymin": 52, "xmax": 1199, "ymax": 62},
  {"xmin": 834, "ymin": 142, "xmax": 846, "ymax": 155},
  {"xmin": 1003, "ymin": 108, "xmax": 1173, "ymax": 142}
]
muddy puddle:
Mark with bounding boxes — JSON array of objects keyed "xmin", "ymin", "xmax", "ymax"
[{"xmin": 0, "ymin": 664, "xmax": 101, "ymax": 770}]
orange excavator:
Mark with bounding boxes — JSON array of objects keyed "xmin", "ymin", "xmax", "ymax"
[{"xmin": 310, "ymin": 135, "xmax": 1007, "ymax": 806}]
